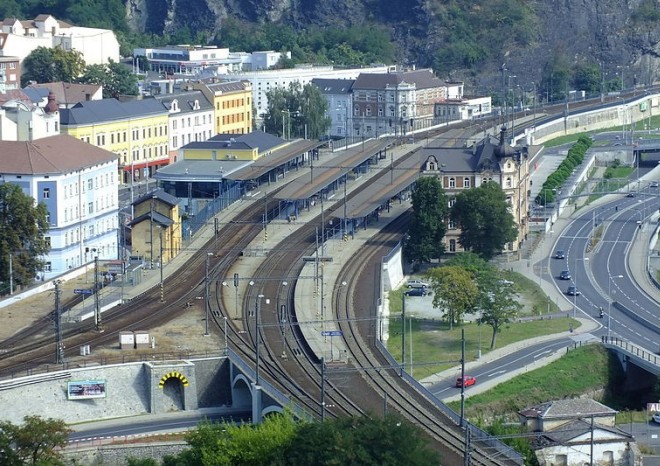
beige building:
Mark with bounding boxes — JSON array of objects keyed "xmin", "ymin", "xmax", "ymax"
[
  {"xmin": 130, "ymin": 188, "xmax": 182, "ymax": 266},
  {"xmin": 193, "ymin": 80, "xmax": 252, "ymax": 135},
  {"xmin": 418, "ymin": 126, "xmax": 529, "ymax": 254}
]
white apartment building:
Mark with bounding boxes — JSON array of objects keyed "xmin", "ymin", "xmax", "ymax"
[
  {"xmin": 0, "ymin": 90, "xmax": 60, "ymax": 141},
  {"xmin": 0, "ymin": 135, "xmax": 118, "ymax": 279},
  {"xmin": 151, "ymin": 90, "xmax": 215, "ymax": 161},
  {"xmin": 0, "ymin": 15, "xmax": 119, "ymax": 67},
  {"xmin": 229, "ymin": 64, "xmax": 393, "ymax": 122}
]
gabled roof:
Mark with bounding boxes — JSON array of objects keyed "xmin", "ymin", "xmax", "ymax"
[
  {"xmin": 134, "ymin": 188, "xmax": 179, "ymax": 208},
  {"xmin": 0, "ymin": 135, "xmax": 116, "ymax": 175},
  {"xmin": 531, "ymin": 419, "xmax": 633, "ymax": 449},
  {"xmin": 352, "ymin": 69, "xmax": 444, "ymax": 91},
  {"xmin": 311, "ymin": 78, "xmax": 354, "ymax": 95},
  {"xmin": 520, "ymin": 399, "xmax": 617, "ymax": 420},
  {"xmin": 129, "ymin": 210, "xmax": 174, "ymax": 228},
  {"xmin": 207, "ymin": 80, "xmax": 250, "ymax": 94},
  {"xmin": 60, "ymin": 98, "xmax": 167, "ymax": 125},
  {"xmin": 27, "ymin": 82, "xmax": 102, "ymax": 106}
]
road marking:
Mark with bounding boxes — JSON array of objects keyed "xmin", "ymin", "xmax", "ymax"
[
  {"xmin": 533, "ymin": 350, "xmax": 553, "ymax": 359},
  {"xmin": 488, "ymin": 370, "xmax": 506, "ymax": 377}
]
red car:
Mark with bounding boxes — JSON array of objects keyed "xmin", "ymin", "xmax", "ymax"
[{"xmin": 456, "ymin": 376, "xmax": 477, "ymax": 388}]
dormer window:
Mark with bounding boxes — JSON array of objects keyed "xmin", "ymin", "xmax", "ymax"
[
  {"xmin": 171, "ymin": 100, "xmax": 179, "ymax": 112},
  {"xmin": 193, "ymin": 100, "xmax": 200, "ymax": 110}
]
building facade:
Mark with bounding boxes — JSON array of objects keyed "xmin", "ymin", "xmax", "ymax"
[
  {"xmin": 59, "ymin": 98, "xmax": 170, "ymax": 184},
  {"xmin": 311, "ymin": 78, "xmax": 354, "ymax": 139},
  {"xmin": 0, "ymin": 91, "xmax": 60, "ymax": 141},
  {"xmin": 0, "ymin": 56, "xmax": 19, "ymax": 90},
  {"xmin": 152, "ymin": 90, "xmax": 215, "ymax": 162},
  {"xmin": 0, "ymin": 15, "xmax": 119, "ymax": 67},
  {"xmin": 419, "ymin": 127, "xmax": 529, "ymax": 254},
  {"xmin": 0, "ymin": 135, "xmax": 118, "ymax": 279},
  {"xmin": 193, "ymin": 80, "xmax": 252, "ymax": 135},
  {"xmin": 434, "ymin": 95, "xmax": 492, "ymax": 122}
]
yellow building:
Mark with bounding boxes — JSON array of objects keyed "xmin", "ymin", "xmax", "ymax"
[
  {"xmin": 130, "ymin": 188, "xmax": 182, "ymax": 266},
  {"xmin": 194, "ymin": 80, "xmax": 252, "ymax": 135},
  {"xmin": 60, "ymin": 98, "xmax": 170, "ymax": 184},
  {"xmin": 179, "ymin": 131, "xmax": 288, "ymax": 162}
]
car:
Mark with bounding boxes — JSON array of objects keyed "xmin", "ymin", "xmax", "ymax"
[
  {"xmin": 404, "ymin": 287, "xmax": 428, "ymax": 297},
  {"xmin": 566, "ymin": 286, "xmax": 581, "ymax": 296},
  {"xmin": 559, "ymin": 270, "xmax": 571, "ymax": 280},
  {"xmin": 407, "ymin": 279, "xmax": 429, "ymax": 289},
  {"xmin": 456, "ymin": 376, "xmax": 477, "ymax": 388},
  {"xmin": 653, "ymin": 412, "xmax": 660, "ymax": 424},
  {"xmin": 554, "ymin": 250, "xmax": 566, "ymax": 259},
  {"xmin": 626, "ymin": 192, "xmax": 636, "ymax": 198},
  {"xmin": 651, "ymin": 181, "xmax": 659, "ymax": 188}
]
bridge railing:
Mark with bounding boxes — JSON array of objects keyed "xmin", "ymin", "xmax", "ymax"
[{"xmin": 602, "ymin": 336, "xmax": 660, "ymax": 365}]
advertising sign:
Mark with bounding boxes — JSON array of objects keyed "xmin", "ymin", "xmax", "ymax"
[{"xmin": 67, "ymin": 380, "xmax": 107, "ymax": 400}]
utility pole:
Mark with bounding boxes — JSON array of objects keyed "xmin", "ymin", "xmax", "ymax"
[
  {"xmin": 320, "ymin": 357, "xmax": 326, "ymax": 422},
  {"xmin": 159, "ymin": 227, "xmax": 164, "ymax": 302},
  {"xmin": 54, "ymin": 280, "xmax": 64, "ymax": 364},
  {"xmin": 94, "ymin": 255, "xmax": 102, "ymax": 332}
]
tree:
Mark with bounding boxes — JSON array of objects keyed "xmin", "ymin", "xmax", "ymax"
[
  {"xmin": 264, "ymin": 82, "xmax": 331, "ymax": 139},
  {"xmin": 572, "ymin": 62, "xmax": 601, "ymax": 95},
  {"xmin": 450, "ymin": 182, "xmax": 517, "ymax": 260},
  {"xmin": 428, "ymin": 265, "xmax": 478, "ymax": 329},
  {"xmin": 78, "ymin": 60, "xmax": 138, "ymax": 98},
  {"xmin": 22, "ymin": 46, "xmax": 86, "ymax": 84},
  {"xmin": 0, "ymin": 184, "xmax": 50, "ymax": 293},
  {"xmin": 476, "ymin": 268, "xmax": 522, "ymax": 349},
  {"xmin": 0, "ymin": 415, "xmax": 71, "ymax": 465},
  {"xmin": 403, "ymin": 177, "xmax": 448, "ymax": 265}
]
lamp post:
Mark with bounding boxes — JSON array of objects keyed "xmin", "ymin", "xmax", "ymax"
[
  {"xmin": 573, "ymin": 257, "xmax": 589, "ymax": 317},
  {"xmin": 280, "ymin": 280, "xmax": 288, "ymax": 359},
  {"xmin": 409, "ymin": 313, "xmax": 414, "ymax": 377},
  {"xmin": 255, "ymin": 292, "xmax": 265, "ymax": 386},
  {"xmin": 508, "ymin": 74, "xmax": 517, "ymax": 133},
  {"xmin": 204, "ymin": 252, "xmax": 213, "ymax": 336},
  {"xmin": 159, "ymin": 227, "xmax": 164, "ymax": 302},
  {"xmin": 607, "ymin": 275, "xmax": 623, "ymax": 338}
]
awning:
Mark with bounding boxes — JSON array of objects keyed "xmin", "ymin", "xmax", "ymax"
[{"xmin": 121, "ymin": 159, "xmax": 169, "ymax": 172}]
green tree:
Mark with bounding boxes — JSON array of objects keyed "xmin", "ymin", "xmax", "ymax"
[
  {"xmin": 404, "ymin": 177, "xmax": 448, "ymax": 265},
  {"xmin": 0, "ymin": 184, "xmax": 50, "ymax": 294},
  {"xmin": 22, "ymin": 46, "xmax": 86, "ymax": 84},
  {"xmin": 450, "ymin": 182, "xmax": 517, "ymax": 260},
  {"xmin": 264, "ymin": 82, "xmax": 330, "ymax": 139},
  {"xmin": 78, "ymin": 60, "xmax": 138, "ymax": 98},
  {"xmin": 428, "ymin": 265, "xmax": 478, "ymax": 329},
  {"xmin": 572, "ymin": 63, "xmax": 601, "ymax": 94},
  {"xmin": 0, "ymin": 416, "xmax": 71, "ymax": 465},
  {"xmin": 476, "ymin": 269, "xmax": 522, "ymax": 349}
]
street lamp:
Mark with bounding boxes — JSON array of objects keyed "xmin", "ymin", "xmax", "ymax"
[
  {"xmin": 573, "ymin": 257, "xmax": 589, "ymax": 317},
  {"xmin": 607, "ymin": 275, "xmax": 623, "ymax": 338}
]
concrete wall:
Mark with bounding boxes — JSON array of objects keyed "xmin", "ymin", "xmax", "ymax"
[{"xmin": 0, "ymin": 357, "xmax": 227, "ymax": 424}]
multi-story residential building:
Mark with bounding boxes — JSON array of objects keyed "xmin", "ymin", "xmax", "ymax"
[
  {"xmin": 0, "ymin": 134, "xmax": 118, "ymax": 279},
  {"xmin": 59, "ymin": 98, "xmax": 170, "ymax": 184},
  {"xmin": 311, "ymin": 78, "xmax": 354, "ymax": 139},
  {"xmin": 133, "ymin": 46, "xmax": 284, "ymax": 76},
  {"xmin": 26, "ymin": 82, "xmax": 103, "ymax": 108},
  {"xmin": 0, "ymin": 56, "xmax": 19, "ymax": 90},
  {"xmin": 350, "ymin": 69, "xmax": 448, "ymax": 138},
  {"xmin": 228, "ymin": 65, "xmax": 392, "ymax": 125},
  {"xmin": 418, "ymin": 127, "xmax": 529, "ymax": 254},
  {"xmin": 0, "ymin": 90, "xmax": 60, "ymax": 140},
  {"xmin": 193, "ymin": 80, "xmax": 252, "ymax": 135},
  {"xmin": 0, "ymin": 15, "xmax": 119, "ymax": 67},
  {"xmin": 152, "ymin": 90, "xmax": 214, "ymax": 162}
]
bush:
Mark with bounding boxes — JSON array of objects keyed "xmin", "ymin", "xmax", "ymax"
[{"xmin": 536, "ymin": 134, "xmax": 592, "ymax": 205}]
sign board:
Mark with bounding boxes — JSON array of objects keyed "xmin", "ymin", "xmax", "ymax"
[
  {"xmin": 67, "ymin": 380, "xmax": 107, "ymax": 400},
  {"xmin": 321, "ymin": 330, "xmax": 343, "ymax": 337},
  {"xmin": 73, "ymin": 288, "xmax": 93, "ymax": 296},
  {"xmin": 647, "ymin": 403, "xmax": 660, "ymax": 412}
]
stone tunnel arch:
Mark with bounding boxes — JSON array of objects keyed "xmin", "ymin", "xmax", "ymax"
[
  {"xmin": 159, "ymin": 371, "xmax": 189, "ymax": 411},
  {"xmin": 232, "ymin": 374, "xmax": 252, "ymax": 410}
]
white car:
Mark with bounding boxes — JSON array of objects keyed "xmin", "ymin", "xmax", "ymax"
[
  {"xmin": 653, "ymin": 412, "xmax": 660, "ymax": 424},
  {"xmin": 407, "ymin": 279, "xmax": 429, "ymax": 289}
]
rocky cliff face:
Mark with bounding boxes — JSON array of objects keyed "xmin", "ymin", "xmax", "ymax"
[{"xmin": 125, "ymin": 0, "xmax": 660, "ymax": 91}]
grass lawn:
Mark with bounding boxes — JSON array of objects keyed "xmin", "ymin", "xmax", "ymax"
[
  {"xmin": 387, "ymin": 313, "xmax": 579, "ymax": 380},
  {"xmin": 445, "ymin": 344, "xmax": 614, "ymax": 423}
]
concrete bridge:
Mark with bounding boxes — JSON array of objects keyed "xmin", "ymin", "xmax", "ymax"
[{"xmin": 602, "ymin": 336, "xmax": 660, "ymax": 391}]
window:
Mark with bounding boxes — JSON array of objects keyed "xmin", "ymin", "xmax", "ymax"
[
  {"xmin": 44, "ymin": 262, "xmax": 52, "ymax": 272},
  {"xmin": 449, "ymin": 177, "xmax": 456, "ymax": 188},
  {"xmin": 87, "ymin": 179, "xmax": 93, "ymax": 190},
  {"xmin": 88, "ymin": 202, "xmax": 94, "ymax": 214},
  {"xmin": 45, "ymin": 237, "xmax": 51, "ymax": 248},
  {"xmin": 506, "ymin": 177, "xmax": 512, "ymax": 188},
  {"xmin": 43, "ymin": 188, "xmax": 50, "ymax": 199},
  {"xmin": 449, "ymin": 239, "xmax": 456, "ymax": 252},
  {"xmin": 448, "ymin": 220, "xmax": 455, "ymax": 230},
  {"xmin": 463, "ymin": 177, "xmax": 471, "ymax": 188}
]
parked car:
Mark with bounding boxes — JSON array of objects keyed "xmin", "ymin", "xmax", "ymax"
[
  {"xmin": 554, "ymin": 250, "xmax": 566, "ymax": 259},
  {"xmin": 456, "ymin": 376, "xmax": 477, "ymax": 388},
  {"xmin": 651, "ymin": 181, "xmax": 659, "ymax": 188},
  {"xmin": 559, "ymin": 270, "xmax": 571, "ymax": 280},
  {"xmin": 404, "ymin": 287, "xmax": 428, "ymax": 297},
  {"xmin": 626, "ymin": 192, "xmax": 636, "ymax": 198},
  {"xmin": 407, "ymin": 279, "xmax": 429, "ymax": 289},
  {"xmin": 566, "ymin": 286, "xmax": 581, "ymax": 296},
  {"xmin": 652, "ymin": 412, "xmax": 660, "ymax": 424}
]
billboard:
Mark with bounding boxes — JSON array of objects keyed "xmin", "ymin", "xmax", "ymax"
[{"xmin": 67, "ymin": 380, "xmax": 107, "ymax": 400}]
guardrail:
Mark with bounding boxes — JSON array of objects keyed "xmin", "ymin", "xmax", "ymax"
[{"xmin": 602, "ymin": 336, "xmax": 660, "ymax": 365}]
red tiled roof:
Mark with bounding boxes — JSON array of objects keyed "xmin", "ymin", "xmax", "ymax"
[{"xmin": 0, "ymin": 135, "xmax": 117, "ymax": 175}]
